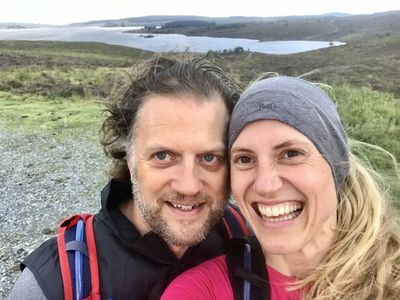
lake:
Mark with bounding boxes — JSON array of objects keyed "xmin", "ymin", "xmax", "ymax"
[{"xmin": 0, "ymin": 26, "xmax": 345, "ymax": 55}]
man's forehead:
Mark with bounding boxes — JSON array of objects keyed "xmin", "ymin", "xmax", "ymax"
[
  {"xmin": 132, "ymin": 95, "xmax": 228, "ymax": 152},
  {"xmin": 136, "ymin": 122, "xmax": 226, "ymax": 149},
  {"xmin": 136, "ymin": 95, "xmax": 227, "ymax": 126}
]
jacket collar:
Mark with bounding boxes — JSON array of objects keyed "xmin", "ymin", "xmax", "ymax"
[{"xmin": 98, "ymin": 179, "xmax": 225, "ymax": 265}]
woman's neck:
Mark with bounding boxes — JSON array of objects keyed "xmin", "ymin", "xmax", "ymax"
[{"xmin": 265, "ymin": 232, "xmax": 336, "ymax": 277}]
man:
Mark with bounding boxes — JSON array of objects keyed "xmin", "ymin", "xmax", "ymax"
[{"xmin": 8, "ymin": 55, "xmax": 244, "ymax": 299}]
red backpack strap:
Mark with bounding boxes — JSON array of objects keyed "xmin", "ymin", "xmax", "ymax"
[
  {"xmin": 57, "ymin": 214, "xmax": 98, "ymax": 300},
  {"xmin": 222, "ymin": 204, "xmax": 250, "ymax": 239},
  {"xmin": 85, "ymin": 214, "xmax": 101, "ymax": 300}
]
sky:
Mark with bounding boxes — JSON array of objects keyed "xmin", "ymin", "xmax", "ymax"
[{"xmin": 1, "ymin": 0, "xmax": 399, "ymax": 25}]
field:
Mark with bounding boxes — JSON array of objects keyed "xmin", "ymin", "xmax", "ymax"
[
  {"xmin": 0, "ymin": 38, "xmax": 398, "ymax": 202},
  {"xmin": 0, "ymin": 16, "xmax": 399, "ymax": 297},
  {"xmin": 1, "ymin": 12, "xmax": 400, "ymax": 196}
]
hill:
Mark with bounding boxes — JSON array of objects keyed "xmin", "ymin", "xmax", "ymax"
[
  {"xmin": 0, "ymin": 29, "xmax": 399, "ymax": 96},
  {"xmin": 68, "ymin": 15, "xmax": 287, "ymax": 27},
  {"xmin": 0, "ymin": 39, "xmax": 398, "ymax": 175},
  {"xmin": 0, "ymin": 41, "xmax": 152, "ymax": 98},
  {"xmin": 0, "ymin": 22, "xmax": 51, "ymax": 29},
  {"xmin": 133, "ymin": 11, "xmax": 400, "ymax": 43},
  {"xmin": 216, "ymin": 35, "xmax": 400, "ymax": 96}
]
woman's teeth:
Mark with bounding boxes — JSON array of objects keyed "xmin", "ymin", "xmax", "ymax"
[{"xmin": 257, "ymin": 203, "xmax": 303, "ymax": 222}]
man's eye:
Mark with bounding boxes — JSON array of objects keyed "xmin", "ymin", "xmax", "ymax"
[
  {"xmin": 200, "ymin": 154, "xmax": 224, "ymax": 166},
  {"xmin": 154, "ymin": 151, "xmax": 170, "ymax": 161},
  {"xmin": 198, "ymin": 153, "xmax": 225, "ymax": 171},
  {"xmin": 203, "ymin": 154, "xmax": 217, "ymax": 163}
]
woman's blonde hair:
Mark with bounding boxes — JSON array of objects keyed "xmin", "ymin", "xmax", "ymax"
[{"xmin": 298, "ymin": 141, "xmax": 400, "ymax": 299}]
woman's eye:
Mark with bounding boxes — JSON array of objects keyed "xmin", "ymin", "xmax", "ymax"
[
  {"xmin": 237, "ymin": 156, "xmax": 252, "ymax": 164},
  {"xmin": 283, "ymin": 150, "xmax": 303, "ymax": 159},
  {"xmin": 231, "ymin": 154, "xmax": 254, "ymax": 170}
]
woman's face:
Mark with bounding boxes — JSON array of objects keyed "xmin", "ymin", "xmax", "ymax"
[{"xmin": 230, "ymin": 120, "xmax": 338, "ymax": 256}]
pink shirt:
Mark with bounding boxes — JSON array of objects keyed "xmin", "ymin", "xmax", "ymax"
[{"xmin": 161, "ymin": 255, "xmax": 302, "ymax": 300}]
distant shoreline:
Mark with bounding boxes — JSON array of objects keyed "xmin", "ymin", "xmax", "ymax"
[{"xmin": 0, "ymin": 26, "xmax": 345, "ymax": 55}]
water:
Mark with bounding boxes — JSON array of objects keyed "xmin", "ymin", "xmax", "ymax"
[{"xmin": 0, "ymin": 26, "xmax": 345, "ymax": 55}]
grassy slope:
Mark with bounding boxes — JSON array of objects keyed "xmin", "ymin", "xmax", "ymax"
[
  {"xmin": 0, "ymin": 91, "xmax": 103, "ymax": 133},
  {"xmin": 140, "ymin": 11, "xmax": 400, "ymax": 43},
  {"xmin": 0, "ymin": 41, "xmax": 153, "ymax": 98},
  {"xmin": 216, "ymin": 35, "xmax": 400, "ymax": 96},
  {"xmin": 0, "ymin": 33, "xmax": 398, "ymax": 200},
  {"xmin": 333, "ymin": 86, "xmax": 400, "ymax": 200},
  {"xmin": 134, "ymin": 11, "xmax": 400, "ymax": 95}
]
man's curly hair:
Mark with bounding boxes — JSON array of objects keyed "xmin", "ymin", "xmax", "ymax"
[{"xmin": 99, "ymin": 54, "xmax": 242, "ymax": 182}]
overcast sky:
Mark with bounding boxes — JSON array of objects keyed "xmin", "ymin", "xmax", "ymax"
[{"xmin": 1, "ymin": 0, "xmax": 399, "ymax": 25}]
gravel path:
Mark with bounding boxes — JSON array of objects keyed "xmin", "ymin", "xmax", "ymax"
[{"xmin": 0, "ymin": 129, "xmax": 108, "ymax": 298}]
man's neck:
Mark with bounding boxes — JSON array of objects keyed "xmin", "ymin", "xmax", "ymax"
[
  {"xmin": 168, "ymin": 244, "xmax": 189, "ymax": 259},
  {"xmin": 119, "ymin": 199, "xmax": 151, "ymax": 235},
  {"xmin": 118, "ymin": 199, "xmax": 188, "ymax": 258}
]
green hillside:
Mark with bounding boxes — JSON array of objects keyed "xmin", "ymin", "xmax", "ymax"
[
  {"xmin": 136, "ymin": 11, "xmax": 400, "ymax": 43},
  {"xmin": 0, "ymin": 27, "xmax": 399, "ymax": 200}
]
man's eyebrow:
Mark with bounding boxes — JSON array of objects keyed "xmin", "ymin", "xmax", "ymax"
[
  {"xmin": 144, "ymin": 145, "xmax": 171, "ymax": 152},
  {"xmin": 206, "ymin": 146, "xmax": 226, "ymax": 153},
  {"xmin": 144, "ymin": 145, "xmax": 226, "ymax": 153}
]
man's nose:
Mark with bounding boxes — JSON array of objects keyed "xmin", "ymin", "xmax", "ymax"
[{"xmin": 170, "ymin": 161, "xmax": 203, "ymax": 196}]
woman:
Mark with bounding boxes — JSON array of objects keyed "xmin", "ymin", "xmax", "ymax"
[{"xmin": 161, "ymin": 76, "xmax": 400, "ymax": 299}]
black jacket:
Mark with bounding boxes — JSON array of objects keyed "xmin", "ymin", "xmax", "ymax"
[{"xmin": 23, "ymin": 179, "xmax": 235, "ymax": 300}]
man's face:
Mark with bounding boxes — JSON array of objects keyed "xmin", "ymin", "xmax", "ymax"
[{"xmin": 127, "ymin": 94, "xmax": 229, "ymax": 248}]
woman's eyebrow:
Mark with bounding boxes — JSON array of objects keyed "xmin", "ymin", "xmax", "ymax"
[
  {"xmin": 230, "ymin": 147, "xmax": 251, "ymax": 154},
  {"xmin": 273, "ymin": 140, "xmax": 310, "ymax": 150},
  {"xmin": 231, "ymin": 140, "xmax": 309, "ymax": 153}
]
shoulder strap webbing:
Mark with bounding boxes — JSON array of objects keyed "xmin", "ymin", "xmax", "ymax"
[
  {"xmin": 85, "ymin": 215, "xmax": 101, "ymax": 300},
  {"xmin": 222, "ymin": 204, "xmax": 250, "ymax": 239},
  {"xmin": 57, "ymin": 214, "xmax": 101, "ymax": 300},
  {"xmin": 226, "ymin": 237, "xmax": 270, "ymax": 300}
]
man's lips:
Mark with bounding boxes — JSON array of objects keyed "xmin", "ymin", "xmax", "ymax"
[{"xmin": 167, "ymin": 201, "xmax": 204, "ymax": 211}]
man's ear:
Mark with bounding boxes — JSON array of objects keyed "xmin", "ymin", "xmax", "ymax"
[
  {"xmin": 125, "ymin": 144, "xmax": 135, "ymax": 171},
  {"xmin": 126, "ymin": 152, "xmax": 131, "ymax": 170}
]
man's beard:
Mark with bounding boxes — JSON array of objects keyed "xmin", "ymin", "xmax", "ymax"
[{"xmin": 131, "ymin": 174, "xmax": 227, "ymax": 247}]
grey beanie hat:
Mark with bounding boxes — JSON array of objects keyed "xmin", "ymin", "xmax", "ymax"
[{"xmin": 228, "ymin": 76, "xmax": 350, "ymax": 191}]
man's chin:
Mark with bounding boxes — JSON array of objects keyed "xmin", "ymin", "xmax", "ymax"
[{"xmin": 167, "ymin": 231, "xmax": 206, "ymax": 247}]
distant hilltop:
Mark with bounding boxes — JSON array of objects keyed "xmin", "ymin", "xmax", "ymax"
[
  {"xmin": 1, "ymin": 11, "xmax": 398, "ymax": 29},
  {"xmin": 67, "ymin": 14, "xmax": 353, "ymax": 27},
  {"xmin": 0, "ymin": 22, "xmax": 52, "ymax": 29},
  {"xmin": 6, "ymin": 25, "xmax": 27, "ymax": 29}
]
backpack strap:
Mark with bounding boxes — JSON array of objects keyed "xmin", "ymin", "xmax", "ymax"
[
  {"xmin": 85, "ymin": 215, "xmax": 101, "ymax": 300},
  {"xmin": 222, "ymin": 204, "xmax": 250, "ymax": 239},
  {"xmin": 57, "ymin": 214, "xmax": 101, "ymax": 300},
  {"xmin": 226, "ymin": 237, "xmax": 270, "ymax": 300}
]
